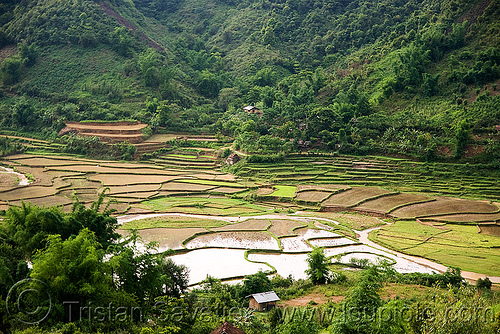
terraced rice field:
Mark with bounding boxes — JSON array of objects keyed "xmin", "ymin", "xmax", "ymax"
[
  {"xmin": 185, "ymin": 231, "xmax": 280, "ymax": 250},
  {"xmin": 268, "ymin": 220, "xmax": 306, "ymax": 237},
  {"xmin": 309, "ymin": 237, "xmax": 358, "ymax": 247},
  {"xmin": 119, "ymin": 227, "xmax": 208, "ymax": 251},
  {"xmin": 0, "ymin": 152, "xmax": 247, "ymax": 214},
  {"xmin": 322, "ymin": 187, "xmax": 395, "ymax": 207},
  {"xmin": 269, "ymin": 185, "xmax": 297, "ymax": 198},
  {"xmin": 479, "ymin": 225, "xmax": 500, "ymax": 237},
  {"xmin": 355, "ymin": 193, "xmax": 434, "ymax": 213},
  {"xmin": 391, "ymin": 197, "xmax": 499, "ymax": 218},
  {"xmin": 371, "ymin": 221, "xmax": 500, "ymax": 276},
  {"xmin": 296, "ymin": 190, "xmax": 332, "ymax": 202},
  {"xmin": 305, "ymin": 212, "xmax": 386, "ymax": 230},
  {"xmin": 427, "ymin": 212, "xmax": 500, "ymax": 223},
  {"xmin": 210, "ymin": 219, "xmax": 270, "ymax": 231},
  {"xmin": 2, "ymin": 148, "xmax": 500, "ymax": 279},
  {"xmin": 240, "ymin": 154, "xmax": 500, "ymax": 201}
]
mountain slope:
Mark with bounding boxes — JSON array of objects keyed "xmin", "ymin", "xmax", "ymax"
[{"xmin": 0, "ymin": 0, "xmax": 499, "ymax": 162}]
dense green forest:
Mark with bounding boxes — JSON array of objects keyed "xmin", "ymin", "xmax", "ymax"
[{"xmin": 0, "ymin": 0, "xmax": 499, "ymax": 162}]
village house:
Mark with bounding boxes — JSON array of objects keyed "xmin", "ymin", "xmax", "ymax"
[
  {"xmin": 242, "ymin": 105, "xmax": 263, "ymax": 116},
  {"xmin": 246, "ymin": 291, "xmax": 280, "ymax": 311},
  {"xmin": 210, "ymin": 321, "xmax": 246, "ymax": 334},
  {"xmin": 225, "ymin": 152, "xmax": 241, "ymax": 165}
]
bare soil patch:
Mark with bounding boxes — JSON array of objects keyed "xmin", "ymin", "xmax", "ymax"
[
  {"xmin": 256, "ymin": 188, "xmax": 274, "ymax": 195},
  {"xmin": 0, "ymin": 174, "xmax": 19, "ymax": 190},
  {"xmin": 106, "ymin": 184, "xmax": 161, "ymax": 194},
  {"xmin": 49, "ymin": 165, "xmax": 177, "ymax": 175},
  {"xmin": 356, "ymin": 193, "xmax": 433, "ymax": 212},
  {"xmin": 89, "ymin": 174, "xmax": 179, "ymax": 186},
  {"xmin": 281, "ymin": 293, "xmax": 341, "ymax": 307},
  {"xmin": 478, "ymin": 225, "xmax": 500, "ymax": 237},
  {"xmin": 10, "ymin": 195, "xmax": 72, "ymax": 207},
  {"xmin": 0, "ymin": 186, "xmax": 57, "ymax": 201},
  {"xmin": 13, "ymin": 166, "xmax": 53, "ymax": 186},
  {"xmin": 391, "ymin": 197, "xmax": 499, "ymax": 218},
  {"xmin": 211, "ymin": 219, "xmax": 270, "ymax": 231},
  {"xmin": 269, "ymin": 220, "xmax": 306, "ymax": 237},
  {"xmin": 430, "ymin": 212, "xmax": 500, "ymax": 223},
  {"xmin": 322, "ymin": 187, "xmax": 394, "ymax": 207},
  {"xmin": 296, "ymin": 190, "xmax": 332, "ymax": 202},
  {"xmin": 161, "ymin": 182, "xmax": 216, "ymax": 191},
  {"xmin": 119, "ymin": 227, "xmax": 207, "ymax": 250},
  {"xmin": 13, "ymin": 157, "xmax": 95, "ymax": 167}
]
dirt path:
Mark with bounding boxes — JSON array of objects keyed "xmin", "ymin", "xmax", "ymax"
[
  {"xmin": 97, "ymin": 2, "xmax": 164, "ymax": 51},
  {"xmin": 281, "ymin": 293, "xmax": 343, "ymax": 307},
  {"xmin": 0, "ymin": 166, "xmax": 31, "ymax": 186}
]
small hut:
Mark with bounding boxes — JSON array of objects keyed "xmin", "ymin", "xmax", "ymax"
[
  {"xmin": 243, "ymin": 105, "xmax": 263, "ymax": 116},
  {"xmin": 246, "ymin": 291, "xmax": 280, "ymax": 311},
  {"xmin": 210, "ymin": 321, "xmax": 246, "ymax": 334},
  {"xmin": 225, "ymin": 153, "xmax": 241, "ymax": 165}
]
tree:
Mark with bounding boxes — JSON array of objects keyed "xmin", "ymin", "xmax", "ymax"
[
  {"xmin": 5, "ymin": 202, "xmax": 70, "ymax": 257},
  {"xmin": 18, "ymin": 42, "xmax": 38, "ymax": 66},
  {"xmin": 239, "ymin": 271, "xmax": 272, "ymax": 298},
  {"xmin": 108, "ymin": 232, "xmax": 189, "ymax": 304},
  {"xmin": 305, "ymin": 247, "xmax": 329, "ymax": 285},
  {"xmin": 276, "ymin": 319, "xmax": 319, "ymax": 334},
  {"xmin": 452, "ymin": 119, "xmax": 470, "ymax": 159},
  {"xmin": 422, "ymin": 73, "xmax": 439, "ymax": 96},
  {"xmin": 11, "ymin": 97, "xmax": 35, "ymax": 128},
  {"xmin": 197, "ymin": 70, "xmax": 221, "ymax": 98},
  {"xmin": 30, "ymin": 229, "xmax": 124, "ymax": 322},
  {"xmin": 331, "ymin": 266, "xmax": 382, "ymax": 334},
  {"xmin": 0, "ymin": 56, "xmax": 22, "ymax": 85},
  {"xmin": 110, "ymin": 27, "xmax": 133, "ymax": 57}
]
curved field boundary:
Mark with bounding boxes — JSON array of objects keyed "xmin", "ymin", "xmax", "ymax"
[
  {"xmin": 244, "ymin": 250, "xmax": 277, "ymax": 274},
  {"xmin": 356, "ymin": 193, "xmax": 435, "ymax": 213},
  {"xmin": 386, "ymin": 198, "xmax": 437, "ymax": 214},
  {"xmin": 410, "ymin": 210, "xmax": 500, "ymax": 220},
  {"xmin": 348, "ymin": 191, "xmax": 400, "ymax": 208},
  {"xmin": 268, "ymin": 220, "xmax": 308, "ymax": 238},
  {"xmin": 390, "ymin": 198, "xmax": 500, "ymax": 219},
  {"xmin": 427, "ymin": 212, "xmax": 500, "ymax": 223},
  {"xmin": 319, "ymin": 206, "xmax": 391, "ymax": 218},
  {"xmin": 321, "ymin": 187, "xmax": 395, "ymax": 208},
  {"xmin": 295, "ymin": 187, "xmax": 350, "ymax": 206},
  {"xmin": 329, "ymin": 251, "xmax": 397, "ymax": 266},
  {"xmin": 209, "ymin": 219, "xmax": 271, "ymax": 232}
]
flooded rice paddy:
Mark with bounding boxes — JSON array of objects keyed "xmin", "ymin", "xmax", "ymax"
[{"xmin": 117, "ymin": 213, "xmax": 466, "ymax": 285}]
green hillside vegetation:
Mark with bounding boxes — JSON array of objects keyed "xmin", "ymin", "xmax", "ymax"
[{"xmin": 0, "ymin": 0, "xmax": 498, "ymax": 164}]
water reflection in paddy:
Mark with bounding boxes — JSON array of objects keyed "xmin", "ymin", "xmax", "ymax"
[{"xmin": 168, "ymin": 248, "xmax": 272, "ymax": 285}]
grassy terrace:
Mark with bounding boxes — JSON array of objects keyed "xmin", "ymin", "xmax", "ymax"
[
  {"xmin": 370, "ymin": 221, "xmax": 500, "ymax": 276},
  {"xmin": 239, "ymin": 154, "xmax": 500, "ymax": 201}
]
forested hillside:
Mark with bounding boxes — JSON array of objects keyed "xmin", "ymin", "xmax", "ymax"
[{"xmin": 0, "ymin": 0, "xmax": 499, "ymax": 162}]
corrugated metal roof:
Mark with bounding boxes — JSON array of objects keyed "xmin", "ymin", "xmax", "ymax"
[
  {"xmin": 247, "ymin": 291, "xmax": 280, "ymax": 304},
  {"xmin": 243, "ymin": 106, "xmax": 255, "ymax": 110}
]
